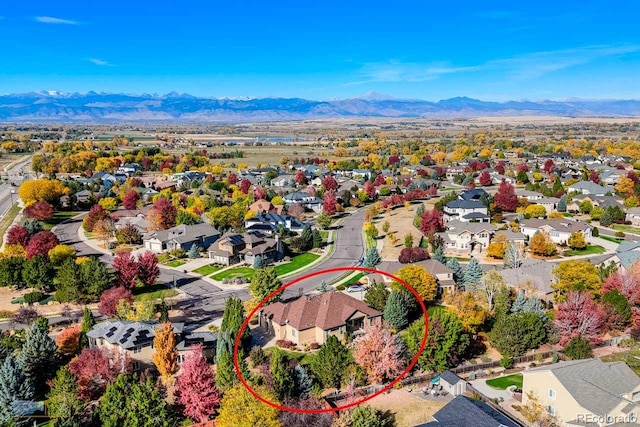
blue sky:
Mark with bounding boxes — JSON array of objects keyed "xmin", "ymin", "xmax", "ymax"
[{"xmin": 1, "ymin": 0, "xmax": 640, "ymax": 100}]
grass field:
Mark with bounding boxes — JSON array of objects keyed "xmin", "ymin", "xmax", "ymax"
[
  {"xmin": 274, "ymin": 253, "xmax": 320, "ymax": 276},
  {"xmin": 212, "ymin": 267, "xmax": 255, "ymax": 281},
  {"xmin": 132, "ymin": 284, "xmax": 178, "ymax": 301},
  {"xmin": 193, "ymin": 264, "xmax": 223, "ymax": 276},
  {"xmin": 319, "ymin": 230, "xmax": 330, "ymax": 243},
  {"xmin": 367, "ymin": 389, "xmax": 445, "ymax": 427},
  {"xmin": 165, "ymin": 260, "xmax": 186, "ymax": 268},
  {"xmin": 612, "ymin": 224, "xmax": 640, "ymax": 235},
  {"xmin": 43, "ymin": 210, "xmax": 82, "ymax": 230},
  {"xmin": 0, "ymin": 203, "xmax": 20, "ymax": 245},
  {"xmin": 564, "ymin": 245, "xmax": 606, "ymax": 256},
  {"xmin": 600, "ymin": 235, "xmax": 622, "ymax": 243},
  {"xmin": 486, "ymin": 374, "xmax": 523, "ymax": 390},
  {"xmin": 264, "ymin": 347, "xmax": 317, "ymax": 365}
]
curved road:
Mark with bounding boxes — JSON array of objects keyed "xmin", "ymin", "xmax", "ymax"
[{"xmin": 53, "ymin": 209, "xmax": 365, "ymax": 327}]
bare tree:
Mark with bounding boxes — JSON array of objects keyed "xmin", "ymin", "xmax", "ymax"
[
  {"xmin": 504, "ymin": 242, "xmax": 526, "ymax": 269},
  {"xmin": 480, "ymin": 270, "xmax": 506, "ymax": 313}
]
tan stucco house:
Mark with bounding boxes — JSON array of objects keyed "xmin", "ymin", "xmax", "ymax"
[
  {"xmin": 522, "ymin": 359, "xmax": 640, "ymax": 426},
  {"xmin": 258, "ymin": 292, "xmax": 382, "ymax": 346}
]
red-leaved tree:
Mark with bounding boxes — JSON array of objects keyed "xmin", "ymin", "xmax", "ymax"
[
  {"xmin": 83, "ymin": 204, "xmax": 109, "ymax": 232},
  {"xmin": 148, "ymin": 197, "xmax": 177, "ymax": 230},
  {"xmin": 420, "ymin": 209, "xmax": 444, "ymax": 235},
  {"xmin": 374, "ymin": 174, "xmax": 386, "ymax": 187},
  {"xmin": 6, "ymin": 225, "xmax": 30, "ymax": 247},
  {"xmin": 589, "ymin": 171, "xmax": 600, "ymax": 184},
  {"xmin": 25, "ymin": 231, "xmax": 59, "ymax": 259},
  {"xmin": 494, "ymin": 180, "xmax": 518, "ymax": 212},
  {"xmin": 113, "ymin": 252, "xmax": 139, "ymax": 289},
  {"xmin": 323, "ymin": 191, "xmax": 337, "ymax": 215},
  {"xmin": 364, "ymin": 181, "xmax": 376, "ymax": 199},
  {"xmin": 69, "ymin": 347, "xmax": 132, "ymax": 400},
  {"xmin": 226, "ymin": 173, "xmax": 238, "ymax": 186},
  {"xmin": 294, "ymin": 170, "xmax": 307, "ymax": 185},
  {"xmin": 352, "ymin": 324, "xmax": 406, "ymax": 384},
  {"xmin": 478, "ymin": 171, "xmax": 491, "ymax": 186},
  {"xmin": 254, "ymin": 187, "xmax": 266, "ymax": 200},
  {"xmin": 322, "ymin": 175, "xmax": 337, "ymax": 192},
  {"xmin": 398, "ymin": 247, "xmax": 430, "ymax": 263},
  {"xmin": 98, "ymin": 286, "xmax": 134, "ymax": 317},
  {"xmin": 137, "ymin": 251, "xmax": 159, "ymax": 287},
  {"xmin": 543, "ymin": 159, "xmax": 555, "ymax": 174},
  {"xmin": 175, "ymin": 344, "xmax": 222, "ymax": 422},
  {"xmin": 602, "ymin": 270, "xmax": 640, "ymax": 306},
  {"xmin": 122, "ymin": 189, "xmax": 141, "ymax": 210},
  {"xmin": 303, "ymin": 186, "xmax": 316, "ymax": 197},
  {"xmin": 24, "ymin": 201, "xmax": 54, "ymax": 221},
  {"xmin": 554, "ymin": 291, "xmax": 604, "ymax": 346},
  {"xmin": 239, "ymin": 179, "xmax": 252, "ymax": 194}
]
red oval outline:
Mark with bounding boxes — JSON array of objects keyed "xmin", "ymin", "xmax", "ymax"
[{"xmin": 233, "ymin": 266, "xmax": 429, "ymax": 414}]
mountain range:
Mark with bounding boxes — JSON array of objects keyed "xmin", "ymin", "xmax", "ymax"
[{"xmin": 1, "ymin": 91, "xmax": 640, "ymax": 122}]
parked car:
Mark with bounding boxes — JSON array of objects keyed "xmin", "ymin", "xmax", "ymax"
[{"xmin": 346, "ymin": 284, "xmax": 366, "ymax": 293}]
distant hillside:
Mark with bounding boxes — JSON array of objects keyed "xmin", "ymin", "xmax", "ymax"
[{"xmin": 1, "ymin": 92, "xmax": 640, "ymax": 122}]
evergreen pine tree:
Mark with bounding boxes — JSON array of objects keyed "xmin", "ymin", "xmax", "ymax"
[
  {"xmin": 215, "ymin": 350, "xmax": 236, "ymax": 393},
  {"xmin": 522, "ymin": 296, "xmax": 549, "ymax": 323},
  {"xmin": 462, "ymin": 258, "xmax": 483, "ymax": 292},
  {"xmin": 219, "ymin": 297, "xmax": 252, "ymax": 354},
  {"xmin": 363, "ymin": 247, "xmax": 382, "ymax": 268},
  {"xmin": 17, "ymin": 317, "xmax": 58, "ymax": 397},
  {"xmin": 557, "ymin": 195, "xmax": 567, "ymax": 212},
  {"xmin": 433, "ymin": 246, "xmax": 445, "ymax": 264},
  {"xmin": 600, "ymin": 208, "xmax": 613, "ymax": 227},
  {"xmin": 158, "ymin": 300, "xmax": 169, "ymax": 323},
  {"xmin": 253, "ymin": 255, "xmax": 263, "ymax": 269},
  {"xmin": 0, "ymin": 355, "xmax": 34, "ymax": 424},
  {"xmin": 301, "ymin": 226, "xmax": 313, "ymax": 249},
  {"xmin": 188, "ymin": 243, "xmax": 199, "ymax": 259},
  {"xmin": 312, "ymin": 229, "xmax": 323, "ymax": 249},
  {"xmin": 318, "ymin": 280, "xmax": 329, "ymax": 293},
  {"xmin": 293, "ymin": 364, "xmax": 313, "ymax": 399},
  {"xmin": 79, "ymin": 307, "xmax": 94, "ymax": 350},
  {"xmin": 446, "ymin": 257, "xmax": 463, "ymax": 284},
  {"xmin": 46, "ymin": 366, "xmax": 85, "ymax": 427},
  {"xmin": 383, "ymin": 291, "xmax": 408, "ymax": 330},
  {"xmin": 270, "ymin": 349, "xmax": 294, "ymax": 399},
  {"xmin": 511, "ymin": 292, "xmax": 527, "ymax": 313}
]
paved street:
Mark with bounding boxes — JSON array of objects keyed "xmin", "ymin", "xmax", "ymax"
[{"xmin": 53, "ymin": 208, "xmax": 366, "ymax": 327}]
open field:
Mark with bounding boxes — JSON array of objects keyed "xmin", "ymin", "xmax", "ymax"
[
  {"xmin": 367, "ymin": 389, "xmax": 446, "ymax": 427},
  {"xmin": 378, "ymin": 203, "xmax": 425, "ymax": 260}
]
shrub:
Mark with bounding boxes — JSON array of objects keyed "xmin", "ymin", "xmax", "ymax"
[
  {"xmin": 169, "ymin": 248, "xmax": 186, "ymax": 259},
  {"xmin": 275, "ymin": 340, "xmax": 295, "ymax": 350},
  {"xmin": 615, "ymin": 231, "xmax": 626, "ymax": 238},
  {"xmin": 0, "ymin": 310, "xmax": 15, "ymax": 319},
  {"xmin": 23, "ymin": 291, "xmax": 45, "ymax": 304},
  {"xmin": 336, "ymin": 284, "xmax": 346, "ymax": 291},
  {"xmin": 249, "ymin": 345, "xmax": 267, "ymax": 367},
  {"xmin": 500, "ymin": 357, "xmax": 514, "ymax": 369},
  {"xmin": 398, "ymin": 247, "xmax": 430, "ymax": 264},
  {"xmin": 308, "ymin": 342, "xmax": 320, "ymax": 350},
  {"xmin": 592, "ymin": 227, "xmax": 599, "ymax": 237}
]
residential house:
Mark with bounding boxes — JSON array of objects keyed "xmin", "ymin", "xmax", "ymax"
[
  {"xmin": 567, "ymin": 194, "xmax": 624, "ymax": 213},
  {"xmin": 443, "ymin": 200, "xmax": 489, "ymax": 223},
  {"xmin": 497, "ymin": 259, "xmax": 556, "ymax": 302},
  {"xmin": 567, "ymin": 181, "xmax": 608, "ymax": 196},
  {"xmin": 86, "ymin": 320, "xmax": 217, "ymax": 371},
  {"xmin": 208, "ymin": 231, "xmax": 283, "ymax": 266},
  {"xmin": 416, "ymin": 395, "xmax": 519, "ymax": 427},
  {"xmin": 271, "ymin": 174, "xmax": 295, "ymax": 187},
  {"xmin": 143, "ymin": 223, "xmax": 220, "ymax": 253},
  {"xmin": 458, "ymin": 188, "xmax": 490, "ymax": 201},
  {"xmin": 627, "ymin": 207, "xmax": 640, "ymax": 226},
  {"xmin": 369, "ymin": 259, "xmax": 457, "ymax": 295},
  {"xmin": 445, "ymin": 167, "xmax": 465, "ymax": 180},
  {"xmin": 522, "ymin": 358, "xmax": 640, "ymax": 426},
  {"xmin": 112, "ymin": 206, "xmax": 152, "ymax": 233},
  {"xmin": 608, "ymin": 242, "xmax": 640, "ymax": 273},
  {"xmin": 533, "ymin": 197, "xmax": 560, "ymax": 215},
  {"xmin": 245, "ymin": 213, "xmax": 308, "ymax": 234},
  {"xmin": 258, "ymin": 292, "xmax": 382, "ymax": 346},
  {"xmin": 516, "ymin": 189, "xmax": 544, "ymax": 202},
  {"xmin": 249, "ymin": 199, "xmax": 284, "ymax": 215},
  {"xmin": 520, "ymin": 218, "xmax": 593, "ymax": 245},
  {"xmin": 283, "ymin": 191, "xmax": 323, "ymax": 213},
  {"xmin": 438, "ymin": 220, "xmax": 496, "ymax": 255},
  {"xmin": 117, "ymin": 163, "xmax": 141, "ymax": 176}
]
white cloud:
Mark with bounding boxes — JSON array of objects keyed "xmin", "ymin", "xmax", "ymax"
[
  {"xmin": 346, "ymin": 44, "xmax": 640, "ymax": 86},
  {"xmin": 34, "ymin": 16, "xmax": 79, "ymax": 25},
  {"xmin": 88, "ymin": 58, "xmax": 114, "ymax": 67}
]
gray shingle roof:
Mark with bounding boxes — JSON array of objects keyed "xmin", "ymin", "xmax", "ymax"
[
  {"xmin": 526, "ymin": 359, "xmax": 640, "ymax": 417},
  {"xmin": 446, "ymin": 200, "xmax": 486, "ymax": 209},
  {"xmin": 446, "ymin": 220, "xmax": 496, "ymax": 235},
  {"xmin": 87, "ymin": 321, "xmax": 184, "ymax": 349},
  {"xmin": 143, "ymin": 223, "xmax": 219, "ymax": 244},
  {"xmin": 498, "ymin": 259, "xmax": 556, "ymax": 295},
  {"xmin": 416, "ymin": 396, "xmax": 519, "ymax": 427}
]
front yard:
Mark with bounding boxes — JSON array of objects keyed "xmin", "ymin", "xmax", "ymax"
[
  {"xmin": 212, "ymin": 267, "xmax": 256, "ymax": 281},
  {"xmin": 274, "ymin": 253, "xmax": 320, "ymax": 276},
  {"xmin": 43, "ymin": 210, "xmax": 82, "ymax": 230},
  {"xmin": 192, "ymin": 264, "xmax": 223, "ymax": 276},
  {"xmin": 132, "ymin": 284, "xmax": 178, "ymax": 301},
  {"xmin": 564, "ymin": 245, "xmax": 606, "ymax": 256},
  {"xmin": 612, "ymin": 224, "xmax": 640, "ymax": 236},
  {"xmin": 164, "ymin": 260, "xmax": 186, "ymax": 268}
]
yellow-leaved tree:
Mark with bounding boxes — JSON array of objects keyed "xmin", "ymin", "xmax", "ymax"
[
  {"xmin": 392, "ymin": 265, "xmax": 438, "ymax": 303},
  {"xmin": 153, "ymin": 321, "xmax": 178, "ymax": 378},
  {"xmin": 217, "ymin": 384, "xmax": 282, "ymax": 427},
  {"xmin": 18, "ymin": 179, "xmax": 68, "ymax": 206},
  {"xmin": 552, "ymin": 259, "xmax": 602, "ymax": 301}
]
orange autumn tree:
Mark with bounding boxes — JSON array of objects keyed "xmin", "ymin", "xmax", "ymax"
[
  {"xmin": 56, "ymin": 324, "xmax": 82, "ymax": 356},
  {"xmin": 153, "ymin": 321, "xmax": 178, "ymax": 378}
]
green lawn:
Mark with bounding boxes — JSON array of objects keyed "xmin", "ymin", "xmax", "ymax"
[
  {"xmin": 564, "ymin": 245, "xmax": 606, "ymax": 256},
  {"xmin": 319, "ymin": 230, "xmax": 330, "ymax": 243},
  {"xmin": 602, "ymin": 345, "xmax": 640, "ymax": 377},
  {"xmin": 486, "ymin": 374, "xmax": 523, "ymax": 390},
  {"xmin": 265, "ymin": 347, "xmax": 317, "ymax": 366},
  {"xmin": 165, "ymin": 260, "xmax": 186, "ymax": 268},
  {"xmin": 0, "ymin": 203, "xmax": 20, "ymax": 245},
  {"xmin": 193, "ymin": 264, "xmax": 223, "ymax": 276},
  {"xmin": 274, "ymin": 253, "xmax": 320, "ymax": 276},
  {"xmin": 212, "ymin": 267, "xmax": 256, "ymax": 281},
  {"xmin": 43, "ymin": 211, "xmax": 82, "ymax": 230},
  {"xmin": 612, "ymin": 224, "xmax": 640, "ymax": 235},
  {"xmin": 132, "ymin": 284, "xmax": 178, "ymax": 301},
  {"xmin": 343, "ymin": 272, "xmax": 365, "ymax": 286},
  {"xmin": 600, "ymin": 235, "xmax": 622, "ymax": 244}
]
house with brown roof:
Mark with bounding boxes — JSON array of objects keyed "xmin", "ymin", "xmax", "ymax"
[
  {"xmin": 208, "ymin": 230, "xmax": 283, "ymax": 266},
  {"xmin": 258, "ymin": 292, "xmax": 382, "ymax": 346},
  {"xmin": 520, "ymin": 218, "xmax": 592, "ymax": 245},
  {"xmin": 249, "ymin": 199, "xmax": 284, "ymax": 215}
]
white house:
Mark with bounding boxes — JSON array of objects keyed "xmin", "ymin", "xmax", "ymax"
[
  {"xmin": 520, "ymin": 218, "xmax": 593, "ymax": 245},
  {"xmin": 443, "ymin": 200, "xmax": 489, "ymax": 223}
]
